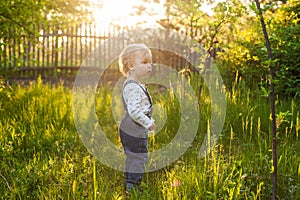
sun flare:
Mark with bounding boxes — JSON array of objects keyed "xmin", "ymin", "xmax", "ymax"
[
  {"xmin": 90, "ymin": 0, "xmax": 219, "ymax": 31},
  {"xmin": 91, "ymin": 0, "xmax": 166, "ymax": 28}
]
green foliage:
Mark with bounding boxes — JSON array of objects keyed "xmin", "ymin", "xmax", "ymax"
[
  {"xmin": 0, "ymin": 0, "xmax": 94, "ymax": 46},
  {"xmin": 269, "ymin": 1, "xmax": 300, "ymax": 98},
  {"xmin": 0, "ymin": 0, "xmax": 100, "ymax": 76},
  {"xmin": 163, "ymin": 0, "xmax": 246, "ymax": 51},
  {"xmin": 162, "ymin": 0, "xmax": 300, "ymax": 98},
  {"xmin": 0, "ymin": 79, "xmax": 299, "ymax": 199}
]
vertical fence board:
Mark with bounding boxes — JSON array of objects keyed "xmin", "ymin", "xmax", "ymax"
[
  {"xmin": 89, "ymin": 24, "xmax": 92, "ymax": 67},
  {"xmin": 66, "ymin": 26, "xmax": 69, "ymax": 70},
  {"xmin": 2, "ymin": 39, "xmax": 6, "ymax": 70},
  {"xmin": 46, "ymin": 25, "xmax": 50, "ymax": 75},
  {"xmin": 71, "ymin": 25, "xmax": 79, "ymax": 67},
  {"xmin": 41, "ymin": 30, "xmax": 45, "ymax": 69}
]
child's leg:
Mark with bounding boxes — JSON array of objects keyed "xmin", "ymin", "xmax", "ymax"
[
  {"xmin": 119, "ymin": 130, "xmax": 148, "ymax": 192},
  {"xmin": 124, "ymin": 148, "xmax": 147, "ymax": 191},
  {"xmin": 124, "ymin": 171, "xmax": 143, "ymax": 191}
]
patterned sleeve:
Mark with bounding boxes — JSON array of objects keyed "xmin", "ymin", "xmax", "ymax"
[{"xmin": 123, "ymin": 83, "xmax": 154, "ymax": 129}]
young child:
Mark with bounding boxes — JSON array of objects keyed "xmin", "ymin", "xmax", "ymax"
[{"xmin": 118, "ymin": 43, "xmax": 156, "ymax": 193}]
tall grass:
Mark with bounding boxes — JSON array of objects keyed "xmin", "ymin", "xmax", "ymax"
[{"xmin": 0, "ymin": 76, "xmax": 299, "ymax": 199}]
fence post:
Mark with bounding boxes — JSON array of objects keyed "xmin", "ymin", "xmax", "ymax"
[{"xmin": 53, "ymin": 25, "xmax": 59, "ymax": 79}]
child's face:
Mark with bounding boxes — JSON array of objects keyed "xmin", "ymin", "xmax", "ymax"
[{"xmin": 131, "ymin": 50, "xmax": 152, "ymax": 79}]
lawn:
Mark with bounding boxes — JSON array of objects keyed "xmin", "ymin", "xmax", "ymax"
[{"xmin": 0, "ymin": 77, "xmax": 299, "ymax": 199}]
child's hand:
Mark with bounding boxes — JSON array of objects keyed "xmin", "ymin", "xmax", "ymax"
[{"xmin": 148, "ymin": 123, "xmax": 156, "ymax": 131}]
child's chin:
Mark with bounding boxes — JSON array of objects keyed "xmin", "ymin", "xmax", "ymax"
[
  {"xmin": 143, "ymin": 74, "xmax": 149, "ymax": 79},
  {"xmin": 145, "ymin": 72, "xmax": 152, "ymax": 77}
]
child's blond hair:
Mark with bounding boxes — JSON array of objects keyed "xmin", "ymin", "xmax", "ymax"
[{"xmin": 119, "ymin": 43, "xmax": 151, "ymax": 76}]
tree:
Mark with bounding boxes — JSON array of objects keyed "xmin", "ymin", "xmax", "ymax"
[
  {"xmin": 159, "ymin": 0, "xmax": 245, "ymax": 55},
  {"xmin": 269, "ymin": 0, "xmax": 300, "ymax": 97},
  {"xmin": 0, "ymin": 0, "xmax": 100, "ymax": 72},
  {"xmin": 211, "ymin": 0, "xmax": 300, "ymax": 97},
  {"xmin": 158, "ymin": 0, "xmax": 247, "ymax": 101},
  {"xmin": 0, "ymin": 0, "xmax": 96, "ymax": 43},
  {"xmin": 253, "ymin": 0, "xmax": 277, "ymax": 199}
]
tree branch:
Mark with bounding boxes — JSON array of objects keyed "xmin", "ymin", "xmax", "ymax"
[{"xmin": 0, "ymin": 13, "xmax": 34, "ymax": 36}]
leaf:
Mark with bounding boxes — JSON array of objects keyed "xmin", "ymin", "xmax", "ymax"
[
  {"xmin": 249, "ymin": 2, "xmax": 259, "ymax": 15},
  {"xmin": 262, "ymin": 3, "xmax": 276, "ymax": 12},
  {"xmin": 261, "ymin": 86, "xmax": 269, "ymax": 97},
  {"xmin": 72, "ymin": 180, "xmax": 77, "ymax": 194}
]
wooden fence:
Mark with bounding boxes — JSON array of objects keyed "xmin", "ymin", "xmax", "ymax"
[{"xmin": 0, "ymin": 23, "xmax": 198, "ymax": 84}]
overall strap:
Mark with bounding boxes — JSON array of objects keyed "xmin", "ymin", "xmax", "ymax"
[{"xmin": 122, "ymin": 80, "xmax": 152, "ymax": 107}]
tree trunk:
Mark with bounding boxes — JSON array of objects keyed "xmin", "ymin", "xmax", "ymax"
[{"xmin": 253, "ymin": 0, "xmax": 277, "ymax": 199}]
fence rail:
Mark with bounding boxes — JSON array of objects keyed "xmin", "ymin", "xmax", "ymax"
[{"xmin": 1, "ymin": 24, "xmax": 198, "ymax": 84}]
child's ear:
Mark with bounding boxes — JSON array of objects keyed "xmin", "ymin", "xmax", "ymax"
[{"xmin": 128, "ymin": 62, "xmax": 134, "ymax": 69}]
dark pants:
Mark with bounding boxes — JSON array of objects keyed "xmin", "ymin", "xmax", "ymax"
[{"xmin": 119, "ymin": 129, "xmax": 148, "ymax": 191}]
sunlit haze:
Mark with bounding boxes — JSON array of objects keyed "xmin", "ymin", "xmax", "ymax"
[
  {"xmin": 91, "ymin": 0, "xmax": 166, "ymax": 28},
  {"xmin": 91, "ymin": 0, "xmax": 216, "ymax": 28}
]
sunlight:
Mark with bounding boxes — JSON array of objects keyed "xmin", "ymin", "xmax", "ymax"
[
  {"xmin": 201, "ymin": 1, "xmax": 214, "ymax": 16},
  {"xmin": 201, "ymin": 0, "xmax": 227, "ymax": 16},
  {"xmin": 91, "ymin": 0, "xmax": 166, "ymax": 28},
  {"xmin": 89, "ymin": 0, "xmax": 223, "ymax": 34}
]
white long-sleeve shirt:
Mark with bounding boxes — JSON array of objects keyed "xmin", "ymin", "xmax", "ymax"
[{"xmin": 122, "ymin": 82, "xmax": 154, "ymax": 129}]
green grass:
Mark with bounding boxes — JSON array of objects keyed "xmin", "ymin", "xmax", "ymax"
[{"xmin": 0, "ymin": 76, "xmax": 299, "ymax": 199}]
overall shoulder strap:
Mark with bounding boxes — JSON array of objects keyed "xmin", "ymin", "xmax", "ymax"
[{"xmin": 122, "ymin": 80, "xmax": 152, "ymax": 106}]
